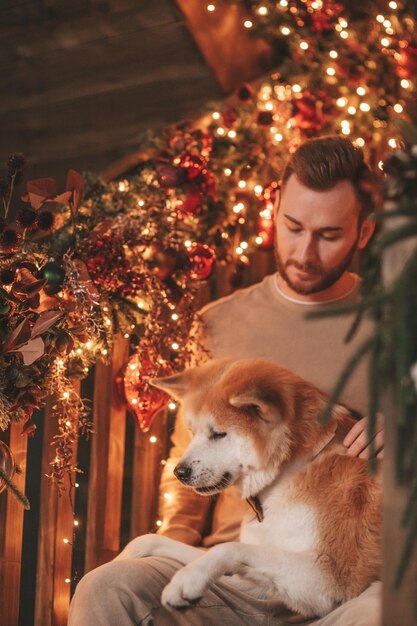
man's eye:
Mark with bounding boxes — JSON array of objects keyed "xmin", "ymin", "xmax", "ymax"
[
  {"xmin": 211, "ymin": 431, "xmax": 227, "ymax": 440},
  {"xmin": 320, "ymin": 234, "xmax": 341, "ymax": 241},
  {"xmin": 287, "ymin": 226, "xmax": 301, "ymax": 233}
]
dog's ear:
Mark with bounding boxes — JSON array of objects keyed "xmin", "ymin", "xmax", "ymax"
[
  {"xmin": 229, "ymin": 393, "xmax": 281, "ymax": 423},
  {"xmin": 149, "ymin": 370, "xmax": 192, "ymax": 401}
]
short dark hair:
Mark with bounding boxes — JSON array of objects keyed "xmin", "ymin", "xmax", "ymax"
[{"xmin": 281, "ymin": 136, "xmax": 375, "ymax": 221}]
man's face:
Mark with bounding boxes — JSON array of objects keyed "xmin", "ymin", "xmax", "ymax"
[{"xmin": 275, "ymin": 175, "xmax": 366, "ymax": 296}]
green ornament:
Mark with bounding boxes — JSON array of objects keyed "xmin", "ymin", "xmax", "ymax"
[{"xmin": 40, "ymin": 261, "xmax": 66, "ymax": 295}]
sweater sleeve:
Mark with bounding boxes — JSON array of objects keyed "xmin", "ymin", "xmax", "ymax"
[{"xmin": 156, "ymin": 314, "xmax": 212, "ymax": 545}]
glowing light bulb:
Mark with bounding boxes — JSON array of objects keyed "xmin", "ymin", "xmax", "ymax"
[
  {"xmin": 163, "ymin": 492, "xmax": 173, "ymax": 501},
  {"xmin": 63, "ymin": 538, "xmax": 70, "ymax": 544},
  {"xmin": 279, "ymin": 0, "xmax": 288, "ymax": 6},
  {"xmin": 281, "ymin": 26, "xmax": 291, "ymax": 36},
  {"xmin": 169, "ymin": 402, "xmax": 176, "ymax": 410},
  {"xmin": 212, "ymin": 111, "xmax": 220, "ymax": 120},
  {"xmin": 383, "ymin": 19, "xmax": 391, "ymax": 28},
  {"xmin": 254, "ymin": 185, "xmax": 263, "ymax": 194},
  {"xmin": 340, "ymin": 31, "xmax": 348, "ymax": 39},
  {"xmin": 356, "ymin": 87, "xmax": 366, "ymax": 96},
  {"xmin": 65, "ymin": 578, "xmax": 71, "ymax": 584},
  {"xmin": 329, "ymin": 50, "xmax": 338, "ymax": 59},
  {"xmin": 274, "ymin": 133, "xmax": 283, "ymax": 142},
  {"xmin": 258, "ymin": 6, "xmax": 268, "ymax": 15},
  {"xmin": 207, "ymin": 3, "xmax": 215, "ymax": 11},
  {"xmin": 74, "ymin": 520, "xmax": 79, "ymax": 527},
  {"xmin": 388, "ymin": 138, "xmax": 397, "ymax": 148},
  {"xmin": 238, "ymin": 180, "xmax": 247, "ymax": 189},
  {"xmin": 401, "ymin": 79, "xmax": 410, "ymax": 89},
  {"xmin": 138, "ymin": 199, "xmax": 144, "ymax": 207},
  {"xmin": 341, "ymin": 127, "xmax": 351, "ymax": 135},
  {"xmin": 228, "ymin": 130, "xmax": 237, "ymax": 138},
  {"xmin": 171, "ymin": 343, "xmax": 179, "ymax": 350},
  {"xmin": 255, "ymin": 236, "xmax": 263, "ymax": 245},
  {"xmin": 149, "ymin": 436, "xmax": 157, "ymax": 444},
  {"xmin": 388, "ymin": 1, "xmax": 397, "ymax": 8},
  {"xmin": 300, "ymin": 41, "xmax": 309, "ymax": 50},
  {"xmin": 376, "ymin": 15, "xmax": 384, "ymax": 23},
  {"xmin": 381, "ymin": 37, "xmax": 390, "ymax": 47},
  {"xmin": 156, "ymin": 520, "xmax": 163, "ymax": 527},
  {"xmin": 326, "ymin": 67, "xmax": 336, "ymax": 76},
  {"xmin": 184, "ymin": 240, "xmax": 192, "ymax": 248},
  {"xmin": 337, "ymin": 97, "xmax": 347, "ymax": 107},
  {"xmin": 355, "ymin": 137, "xmax": 365, "ymax": 147},
  {"xmin": 171, "ymin": 313, "xmax": 179, "ymax": 320},
  {"xmin": 393, "ymin": 103, "xmax": 403, "ymax": 113},
  {"xmin": 236, "ymin": 246, "xmax": 243, "ymax": 255},
  {"xmin": 118, "ymin": 182, "xmax": 126, "ymax": 192},
  {"xmin": 359, "ymin": 102, "xmax": 371, "ymax": 112},
  {"xmin": 244, "ymin": 20, "xmax": 253, "ymax": 28},
  {"xmin": 217, "ymin": 127, "xmax": 225, "ymax": 136},
  {"xmin": 62, "ymin": 391, "xmax": 70, "ymax": 400},
  {"xmin": 65, "ymin": 420, "xmax": 71, "ymax": 427},
  {"xmin": 265, "ymin": 102, "xmax": 274, "ymax": 111},
  {"xmin": 131, "ymin": 398, "xmax": 138, "ymax": 405},
  {"xmin": 348, "ymin": 106, "xmax": 357, "ymax": 115},
  {"xmin": 292, "ymin": 84, "xmax": 301, "ymax": 93},
  {"xmin": 224, "ymin": 168, "xmax": 232, "ymax": 176}
]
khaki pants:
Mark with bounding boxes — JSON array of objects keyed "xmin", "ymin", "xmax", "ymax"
[{"xmin": 68, "ymin": 556, "xmax": 381, "ymax": 626}]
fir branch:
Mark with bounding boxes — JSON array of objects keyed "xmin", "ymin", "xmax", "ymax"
[{"xmin": 0, "ymin": 466, "xmax": 30, "ymax": 510}]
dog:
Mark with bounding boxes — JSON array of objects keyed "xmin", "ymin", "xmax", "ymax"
[{"xmin": 118, "ymin": 358, "xmax": 381, "ymax": 618}]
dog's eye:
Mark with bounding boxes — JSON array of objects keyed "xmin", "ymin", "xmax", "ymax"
[{"xmin": 211, "ymin": 431, "xmax": 227, "ymax": 440}]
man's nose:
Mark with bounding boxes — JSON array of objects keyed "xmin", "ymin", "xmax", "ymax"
[
  {"xmin": 295, "ymin": 234, "xmax": 318, "ymax": 263},
  {"xmin": 174, "ymin": 463, "xmax": 192, "ymax": 483}
]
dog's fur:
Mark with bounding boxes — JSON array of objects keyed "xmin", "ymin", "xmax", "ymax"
[{"xmin": 118, "ymin": 358, "xmax": 381, "ymax": 618}]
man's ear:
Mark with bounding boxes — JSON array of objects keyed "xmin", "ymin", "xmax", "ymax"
[
  {"xmin": 357, "ymin": 216, "xmax": 376, "ymax": 250},
  {"xmin": 149, "ymin": 370, "xmax": 192, "ymax": 401}
]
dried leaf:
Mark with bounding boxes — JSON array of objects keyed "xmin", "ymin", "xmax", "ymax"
[
  {"xmin": 66, "ymin": 169, "xmax": 85, "ymax": 215},
  {"xmin": 31, "ymin": 310, "xmax": 63, "ymax": 338},
  {"xmin": 26, "ymin": 178, "xmax": 57, "ymax": 209},
  {"xmin": 17, "ymin": 336, "xmax": 45, "ymax": 366},
  {"xmin": 3, "ymin": 318, "xmax": 31, "ymax": 352}
]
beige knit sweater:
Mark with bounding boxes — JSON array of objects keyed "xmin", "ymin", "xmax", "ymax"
[{"xmin": 158, "ymin": 272, "xmax": 373, "ymax": 547}]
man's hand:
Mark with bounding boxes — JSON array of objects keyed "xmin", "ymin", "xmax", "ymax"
[{"xmin": 343, "ymin": 414, "xmax": 384, "ymax": 459}]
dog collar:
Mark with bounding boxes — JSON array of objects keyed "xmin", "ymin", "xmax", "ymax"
[{"xmin": 246, "ymin": 495, "xmax": 264, "ymax": 522}]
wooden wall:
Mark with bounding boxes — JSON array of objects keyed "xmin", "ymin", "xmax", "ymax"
[{"xmin": 0, "ymin": 0, "xmax": 222, "ymax": 183}]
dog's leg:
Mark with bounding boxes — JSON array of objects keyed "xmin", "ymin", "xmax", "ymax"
[
  {"xmin": 116, "ymin": 534, "xmax": 204, "ymax": 565},
  {"xmin": 161, "ymin": 542, "xmax": 333, "ymax": 616}
]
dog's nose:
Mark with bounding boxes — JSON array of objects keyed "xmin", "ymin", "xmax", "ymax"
[{"xmin": 174, "ymin": 463, "xmax": 192, "ymax": 483}]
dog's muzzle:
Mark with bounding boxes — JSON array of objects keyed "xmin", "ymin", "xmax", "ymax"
[{"xmin": 174, "ymin": 463, "xmax": 192, "ymax": 484}]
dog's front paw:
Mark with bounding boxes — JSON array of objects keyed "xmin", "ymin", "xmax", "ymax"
[{"xmin": 161, "ymin": 566, "xmax": 207, "ymax": 611}]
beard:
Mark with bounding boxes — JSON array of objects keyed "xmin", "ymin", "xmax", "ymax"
[{"xmin": 275, "ymin": 240, "xmax": 358, "ymax": 296}]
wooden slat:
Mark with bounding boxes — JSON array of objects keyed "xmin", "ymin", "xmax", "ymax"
[
  {"xmin": 0, "ymin": 424, "xmax": 28, "ymax": 626},
  {"xmin": 130, "ymin": 413, "xmax": 168, "ymax": 538},
  {"xmin": 34, "ymin": 380, "xmax": 80, "ymax": 626},
  {"xmin": 85, "ymin": 337, "xmax": 129, "ymax": 570}
]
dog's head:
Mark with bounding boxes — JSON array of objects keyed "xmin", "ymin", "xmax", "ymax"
[{"xmin": 152, "ymin": 358, "xmax": 340, "ymax": 498}]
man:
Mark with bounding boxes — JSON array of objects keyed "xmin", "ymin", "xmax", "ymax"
[{"xmin": 69, "ymin": 136, "xmax": 383, "ymax": 625}]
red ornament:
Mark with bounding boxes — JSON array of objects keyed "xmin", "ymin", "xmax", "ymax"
[
  {"xmin": 291, "ymin": 91, "xmax": 333, "ymax": 136},
  {"xmin": 122, "ymin": 343, "xmax": 171, "ymax": 432},
  {"xmin": 187, "ymin": 243, "xmax": 216, "ymax": 280},
  {"xmin": 179, "ymin": 155, "xmax": 205, "ymax": 181},
  {"xmin": 181, "ymin": 185, "xmax": 203, "ymax": 214},
  {"xmin": 395, "ymin": 45, "xmax": 417, "ymax": 80}
]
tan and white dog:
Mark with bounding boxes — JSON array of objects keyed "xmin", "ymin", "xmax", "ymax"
[{"xmin": 118, "ymin": 358, "xmax": 381, "ymax": 618}]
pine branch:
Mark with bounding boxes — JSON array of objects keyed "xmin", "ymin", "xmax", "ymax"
[{"xmin": 0, "ymin": 466, "xmax": 30, "ymax": 510}]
